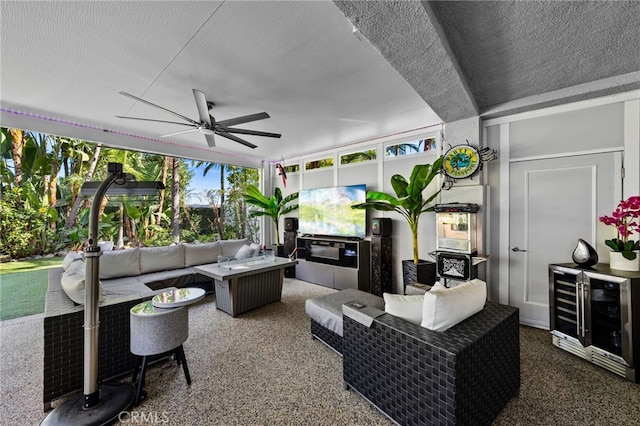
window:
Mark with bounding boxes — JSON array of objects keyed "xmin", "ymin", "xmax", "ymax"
[
  {"xmin": 385, "ymin": 137, "xmax": 437, "ymax": 157},
  {"xmin": 340, "ymin": 148, "xmax": 377, "ymax": 165},
  {"xmin": 305, "ymin": 157, "xmax": 334, "ymax": 170},
  {"xmin": 283, "ymin": 164, "xmax": 300, "ymax": 173}
]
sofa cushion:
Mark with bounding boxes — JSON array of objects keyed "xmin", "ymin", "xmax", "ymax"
[
  {"xmin": 305, "ymin": 289, "xmax": 385, "ymax": 337},
  {"xmin": 62, "ymin": 251, "xmax": 84, "ymax": 270},
  {"xmin": 219, "ymin": 238, "xmax": 249, "ymax": 258},
  {"xmin": 140, "ymin": 245, "xmax": 184, "ymax": 274},
  {"xmin": 61, "ymin": 259, "xmax": 105, "ymax": 304},
  {"xmin": 100, "ymin": 248, "xmax": 140, "ymax": 279},
  {"xmin": 101, "ymin": 276, "xmax": 152, "ymax": 298},
  {"xmin": 383, "ymin": 293, "xmax": 424, "ymax": 325},
  {"xmin": 184, "ymin": 242, "xmax": 221, "ymax": 266},
  {"xmin": 234, "ymin": 244, "xmax": 255, "ymax": 260},
  {"xmin": 421, "ymin": 279, "xmax": 487, "ymax": 332}
]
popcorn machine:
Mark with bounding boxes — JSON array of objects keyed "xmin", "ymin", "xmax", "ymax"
[{"xmin": 434, "ymin": 203, "xmax": 481, "ymax": 281}]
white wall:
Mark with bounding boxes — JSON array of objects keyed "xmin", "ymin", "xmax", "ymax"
[
  {"xmin": 265, "ymin": 90, "xmax": 640, "ymax": 297},
  {"xmin": 484, "ymin": 91, "xmax": 640, "ymax": 304}
]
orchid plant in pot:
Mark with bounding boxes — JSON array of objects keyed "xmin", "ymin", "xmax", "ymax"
[{"xmin": 599, "ymin": 196, "xmax": 640, "ymax": 271}]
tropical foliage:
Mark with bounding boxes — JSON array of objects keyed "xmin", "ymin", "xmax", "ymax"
[
  {"xmin": 242, "ymin": 185, "xmax": 299, "ymax": 245},
  {"xmin": 0, "ymin": 126, "xmax": 260, "ymax": 259},
  {"xmin": 352, "ymin": 156, "xmax": 444, "ymax": 264}
]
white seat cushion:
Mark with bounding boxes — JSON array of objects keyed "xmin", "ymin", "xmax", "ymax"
[{"xmin": 421, "ymin": 279, "xmax": 487, "ymax": 332}]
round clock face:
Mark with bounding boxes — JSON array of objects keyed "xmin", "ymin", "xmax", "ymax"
[{"xmin": 443, "ymin": 145, "xmax": 480, "ymax": 179}]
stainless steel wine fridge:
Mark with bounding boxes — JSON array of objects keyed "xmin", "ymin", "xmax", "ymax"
[{"xmin": 549, "ymin": 263, "xmax": 640, "ymax": 383}]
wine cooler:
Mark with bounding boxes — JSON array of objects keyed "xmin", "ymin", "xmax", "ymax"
[{"xmin": 549, "ymin": 263, "xmax": 640, "ymax": 382}]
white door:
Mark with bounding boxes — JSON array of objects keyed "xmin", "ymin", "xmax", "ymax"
[{"xmin": 509, "ymin": 152, "xmax": 621, "ymax": 329}]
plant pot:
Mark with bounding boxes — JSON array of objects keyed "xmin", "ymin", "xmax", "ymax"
[
  {"xmin": 609, "ymin": 251, "xmax": 640, "ymax": 272},
  {"xmin": 402, "ymin": 259, "xmax": 436, "ymax": 289}
]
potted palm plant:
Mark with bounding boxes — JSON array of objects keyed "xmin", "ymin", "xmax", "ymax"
[
  {"xmin": 242, "ymin": 185, "xmax": 299, "ymax": 245},
  {"xmin": 352, "ymin": 156, "xmax": 444, "ymax": 287}
]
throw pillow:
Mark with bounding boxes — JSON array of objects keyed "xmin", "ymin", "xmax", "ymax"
[
  {"xmin": 234, "ymin": 244, "xmax": 255, "ymax": 260},
  {"xmin": 250, "ymin": 242, "xmax": 262, "ymax": 255},
  {"xmin": 62, "ymin": 251, "xmax": 84, "ymax": 270},
  {"xmin": 421, "ymin": 278, "xmax": 487, "ymax": 332},
  {"xmin": 383, "ymin": 293, "xmax": 424, "ymax": 325},
  {"xmin": 60, "ymin": 260, "xmax": 105, "ymax": 305}
]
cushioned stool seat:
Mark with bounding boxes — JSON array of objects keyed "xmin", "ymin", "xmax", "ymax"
[{"xmin": 304, "ymin": 289, "xmax": 385, "ymax": 354}]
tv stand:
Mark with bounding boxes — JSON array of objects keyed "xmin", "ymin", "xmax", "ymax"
[{"xmin": 296, "ymin": 237, "xmax": 370, "ymax": 292}]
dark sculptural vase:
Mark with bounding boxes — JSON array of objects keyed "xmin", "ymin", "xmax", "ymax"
[{"xmin": 572, "ymin": 238, "xmax": 598, "ymax": 267}]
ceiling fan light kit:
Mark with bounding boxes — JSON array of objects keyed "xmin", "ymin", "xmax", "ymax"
[{"xmin": 117, "ymin": 89, "xmax": 280, "ymax": 149}]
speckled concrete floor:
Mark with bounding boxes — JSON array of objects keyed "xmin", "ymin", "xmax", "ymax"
[{"xmin": 1, "ymin": 279, "xmax": 639, "ymax": 425}]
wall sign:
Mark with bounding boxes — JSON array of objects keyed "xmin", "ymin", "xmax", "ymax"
[{"xmin": 443, "ymin": 144, "xmax": 481, "ymax": 179}]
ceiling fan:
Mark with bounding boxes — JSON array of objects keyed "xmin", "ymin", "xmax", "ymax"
[{"xmin": 116, "ymin": 89, "xmax": 281, "ymax": 149}]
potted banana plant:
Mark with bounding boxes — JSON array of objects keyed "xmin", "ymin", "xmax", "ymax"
[
  {"xmin": 242, "ymin": 185, "xmax": 299, "ymax": 245},
  {"xmin": 352, "ymin": 156, "xmax": 444, "ymax": 288}
]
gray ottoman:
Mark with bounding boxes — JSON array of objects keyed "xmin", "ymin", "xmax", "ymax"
[{"xmin": 305, "ymin": 289, "xmax": 384, "ymax": 355}]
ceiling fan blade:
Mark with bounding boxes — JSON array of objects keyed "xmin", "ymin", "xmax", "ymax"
[
  {"xmin": 161, "ymin": 128, "xmax": 200, "ymax": 138},
  {"xmin": 119, "ymin": 91, "xmax": 199, "ymax": 125},
  {"xmin": 216, "ymin": 131, "xmax": 257, "ymax": 149},
  {"xmin": 192, "ymin": 89, "xmax": 212, "ymax": 126},
  {"xmin": 217, "ymin": 112, "xmax": 270, "ymax": 128},
  {"xmin": 222, "ymin": 127, "xmax": 281, "ymax": 138},
  {"xmin": 116, "ymin": 116, "xmax": 195, "ymax": 127},
  {"xmin": 204, "ymin": 133, "xmax": 216, "ymax": 148}
]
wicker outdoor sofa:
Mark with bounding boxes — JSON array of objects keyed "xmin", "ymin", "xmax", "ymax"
[
  {"xmin": 43, "ymin": 239, "xmax": 253, "ymax": 410},
  {"xmin": 305, "ymin": 284, "xmax": 520, "ymax": 426}
]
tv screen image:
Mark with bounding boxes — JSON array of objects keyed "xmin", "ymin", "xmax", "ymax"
[{"xmin": 298, "ymin": 184, "xmax": 366, "ymax": 238}]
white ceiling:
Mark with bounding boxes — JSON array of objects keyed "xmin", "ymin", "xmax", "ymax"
[
  {"xmin": 2, "ymin": 1, "xmax": 639, "ymax": 169},
  {"xmin": 0, "ymin": 1, "xmax": 439, "ymax": 168}
]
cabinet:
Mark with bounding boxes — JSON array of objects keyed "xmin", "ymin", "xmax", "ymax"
[
  {"xmin": 295, "ymin": 237, "xmax": 370, "ymax": 291},
  {"xmin": 549, "ymin": 263, "xmax": 640, "ymax": 382}
]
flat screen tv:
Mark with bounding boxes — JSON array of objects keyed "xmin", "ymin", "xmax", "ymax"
[{"xmin": 298, "ymin": 184, "xmax": 367, "ymax": 238}]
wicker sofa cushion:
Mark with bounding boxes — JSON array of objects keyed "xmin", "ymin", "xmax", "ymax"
[
  {"xmin": 383, "ymin": 293, "xmax": 424, "ymax": 325},
  {"xmin": 421, "ymin": 279, "xmax": 487, "ymax": 332}
]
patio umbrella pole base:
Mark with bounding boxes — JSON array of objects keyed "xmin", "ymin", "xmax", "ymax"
[{"xmin": 40, "ymin": 382, "xmax": 134, "ymax": 426}]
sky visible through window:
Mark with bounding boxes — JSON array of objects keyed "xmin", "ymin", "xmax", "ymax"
[{"xmin": 186, "ymin": 163, "xmax": 222, "ymax": 206}]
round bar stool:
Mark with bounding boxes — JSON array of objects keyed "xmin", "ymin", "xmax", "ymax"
[{"xmin": 130, "ymin": 301, "xmax": 190, "ymax": 406}]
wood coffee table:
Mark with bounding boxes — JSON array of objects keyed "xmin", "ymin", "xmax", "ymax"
[{"xmin": 195, "ymin": 256, "xmax": 297, "ymax": 317}]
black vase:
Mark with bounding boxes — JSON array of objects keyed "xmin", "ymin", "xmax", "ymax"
[
  {"xmin": 572, "ymin": 239, "xmax": 598, "ymax": 267},
  {"xmin": 402, "ymin": 259, "xmax": 436, "ymax": 290}
]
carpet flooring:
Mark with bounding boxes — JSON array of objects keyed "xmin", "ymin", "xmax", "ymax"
[{"xmin": 1, "ymin": 278, "xmax": 638, "ymax": 425}]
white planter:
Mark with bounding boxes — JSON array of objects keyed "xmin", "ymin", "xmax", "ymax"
[{"xmin": 609, "ymin": 251, "xmax": 640, "ymax": 272}]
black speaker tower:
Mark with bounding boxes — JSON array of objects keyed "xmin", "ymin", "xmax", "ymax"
[
  {"xmin": 282, "ymin": 230, "xmax": 297, "ymax": 278},
  {"xmin": 371, "ymin": 218, "xmax": 393, "ymax": 296}
]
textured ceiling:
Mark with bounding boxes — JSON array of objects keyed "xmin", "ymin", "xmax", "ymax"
[{"xmin": 1, "ymin": 1, "xmax": 639, "ymax": 168}]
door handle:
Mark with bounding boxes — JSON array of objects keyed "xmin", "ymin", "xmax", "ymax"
[{"xmin": 512, "ymin": 247, "xmax": 527, "ymax": 252}]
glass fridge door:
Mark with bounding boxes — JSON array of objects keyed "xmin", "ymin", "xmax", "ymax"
[{"xmin": 585, "ymin": 272, "xmax": 632, "ymax": 366}]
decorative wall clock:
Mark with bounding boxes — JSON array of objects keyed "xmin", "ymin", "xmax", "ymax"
[{"xmin": 443, "ymin": 144, "xmax": 481, "ymax": 179}]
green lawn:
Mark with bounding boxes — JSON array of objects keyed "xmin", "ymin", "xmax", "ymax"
[{"xmin": 0, "ymin": 257, "xmax": 63, "ymax": 321}]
